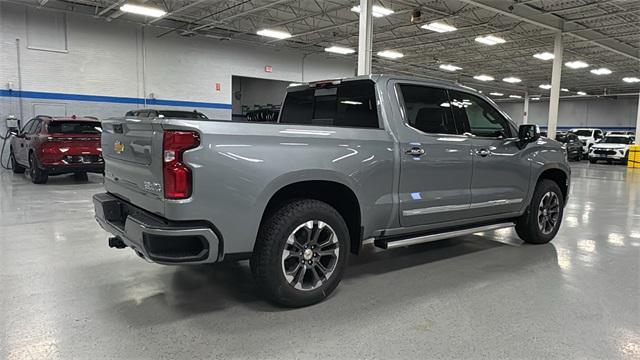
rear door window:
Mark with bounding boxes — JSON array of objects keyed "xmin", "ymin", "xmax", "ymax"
[
  {"xmin": 279, "ymin": 80, "xmax": 379, "ymax": 128},
  {"xmin": 398, "ymin": 84, "xmax": 459, "ymax": 134}
]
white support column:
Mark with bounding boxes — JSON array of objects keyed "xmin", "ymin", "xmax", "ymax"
[
  {"xmin": 547, "ymin": 33, "xmax": 563, "ymax": 139},
  {"xmin": 635, "ymin": 92, "xmax": 640, "ymax": 144},
  {"xmin": 357, "ymin": 0, "xmax": 373, "ymax": 76},
  {"xmin": 523, "ymin": 92, "xmax": 530, "ymax": 125}
]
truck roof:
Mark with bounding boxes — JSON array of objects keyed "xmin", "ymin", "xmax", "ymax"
[{"xmin": 292, "ymin": 74, "xmax": 482, "ymax": 94}]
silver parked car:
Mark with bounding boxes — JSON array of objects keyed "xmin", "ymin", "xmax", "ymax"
[{"xmin": 94, "ymin": 75, "xmax": 570, "ymax": 307}]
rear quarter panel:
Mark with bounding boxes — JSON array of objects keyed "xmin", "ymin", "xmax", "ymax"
[{"xmin": 162, "ymin": 120, "xmax": 396, "ymax": 255}]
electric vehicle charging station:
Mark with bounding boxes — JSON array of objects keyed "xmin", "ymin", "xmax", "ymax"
[{"xmin": 1, "ymin": 115, "xmax": 20, "ymax": 170}]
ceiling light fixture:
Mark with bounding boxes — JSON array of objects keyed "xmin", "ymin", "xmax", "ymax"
[
  {"xmin": 502, "ymin": 77, "xmax": 522, "ymax": 83},
  {"xmin": 531, "ymin": 97, "xmax": 541, "ymax": 101},
  {"xmin": 533, "ymin": 52, "xmax": 554, "ymax": 61},
  {"xmin": 473, "ymin": 74, "xmax": 494, "ymax": 81},
  {"xmin": 324, "ymin": 46, "xmax": 355, "ymax": 55},
  {"xmin": 509, "ymin": 95, "xmax": 522, "ymax": 99},
  {"xmin": 475, "ymin": 35, "xmax": 506, "ymax": 46},
  {"xmin": 439, "ymin": 64, "xmax": 462, "ymax": 71},
  {"xmin": 351, "ymin": 5, "xmax": 394, "ymax": 18},
  {"xmin": 623, "ymin": 77, "xmax": 640, "ymax": 83},
  {"xmin": 377, "ymin": 50, "xmax": 403, "ymax": 59},
  {"xmin": 256, "ymin": 29, "xmax": 292, "ymax": 40},
  {"xmin": 539, "ymin": 84, "xmax": 552, "ymax": 90},
  {"xmin": 561, "ymin": 88, "xmax": 569, "ymax": 92},
  {"xmin": 590, "ymin": 68, "xmax": 612, "ymax": 75},
  {"xmin": 421, "ymin": 22, "xmax": 457, "ymax": 33},
  {"xmin": 120, "ymin": 4, "xmax": 166, "ymax": 17},
  {"xmin": 489, "ymin": 92, "xmax": 504, "ymax": 96},
  {"xmin": 565, "ymin": 61, "xmax": 589, "ymax": 69},
  {"xmin": 577, "ymin": 91, "xmax": 587, "ymax": 96}
]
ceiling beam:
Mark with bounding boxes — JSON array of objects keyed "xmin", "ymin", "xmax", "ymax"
[{"xmin": 458, "ymin": 0, "xmax": 640, "ymax": 61}]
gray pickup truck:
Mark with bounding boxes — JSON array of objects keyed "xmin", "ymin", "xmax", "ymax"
[{"xmin": 93, "ymin": 75, "xmax": 570, "ymax": 307}]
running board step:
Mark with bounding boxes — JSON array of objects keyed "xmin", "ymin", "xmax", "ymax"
[{"xmin": 374, "ymin": 222, "xmax": 514, "ymax": 249}]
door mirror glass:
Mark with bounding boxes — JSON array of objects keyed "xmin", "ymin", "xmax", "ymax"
[{"xmin": 518, "ymin": 124, "xmax": 540, "ymax": 143}]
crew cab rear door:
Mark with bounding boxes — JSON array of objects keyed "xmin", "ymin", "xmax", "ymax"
[
  {"xmin": 448, "ymin": 90, "xmax": 530, "ymax": 217},
  {"xmin": 392, "ymin": 83, "xmax": 473, "ymax": 227}
]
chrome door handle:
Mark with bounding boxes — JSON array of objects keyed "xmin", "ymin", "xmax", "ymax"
[
  {"xmin": 477, "ymin": 149, "xmax": 490, "ymax": 157},
  {"xmin": 405, "ymin": 147, "xmax": 425, "ymax": 157}
]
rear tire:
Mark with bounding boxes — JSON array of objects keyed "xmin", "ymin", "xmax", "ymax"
[
  {"xmin": 251, "ymin": 199, "xmax": 349, "ymax": 307},
  {"xmin": 589, "ymin": 158, "xmax": 597, "ymax": 164},
  {"xmin": 515, "ymin": 179, "xmax": 564, "ymax": 245},
  {"xmin": 29, "ymin": 153, "xmax": 48, "ymax": 184},
  {"xmin": 10, "ymin": 149, "xmax": 25, "ymax": 174},
  {"xmin": 73, "ymin": 172, "xmax": 89, "ymax": 181}
]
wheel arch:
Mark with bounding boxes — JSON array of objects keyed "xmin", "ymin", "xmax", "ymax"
[
  {"xmin": 258, "ymin": 179, "xmax": 363, "ymax": 255},
  {"xmin": 537, "ymin": 167, "xmax": 569, "ymax": 202}
]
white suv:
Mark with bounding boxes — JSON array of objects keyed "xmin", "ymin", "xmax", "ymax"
[
  {"xmin": 569, "ymin": 128, "xmax": 604, "ymax": 158},
  {"xmin": 589, "ymin": 135, "xmax": 635, "ymax": 164}
]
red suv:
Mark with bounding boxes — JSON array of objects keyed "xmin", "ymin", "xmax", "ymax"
[{"xmin": 9, "ymin": 116, "xmax": 104, "ymax": 183}]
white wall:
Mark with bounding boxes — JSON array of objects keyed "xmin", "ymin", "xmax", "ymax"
[
  {"xmin": 498, "ymin": 96, "xmax": 639, "ymax": 130},
  {"xmin": 0, "ymin": 2, "xmax": 355, "ymax": 124},
  {"xmin": 231, "ymin": 76, "xmax": 290, "ymax": 116}
]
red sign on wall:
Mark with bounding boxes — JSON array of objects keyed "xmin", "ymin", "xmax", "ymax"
[
  {"xmin": 215, "ymin": 83, "xmax": 221, "ymax": 92},
  {"xmin": 265, "ymin": 65, "xmax": 273, "ymax": 73}
]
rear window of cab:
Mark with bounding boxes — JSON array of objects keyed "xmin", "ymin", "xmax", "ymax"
[{"xmin": 279, "ymin": 80, "xmax": 380, "ymax": 129}]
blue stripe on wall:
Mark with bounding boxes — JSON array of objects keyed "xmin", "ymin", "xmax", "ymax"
[{"xmin": 0, "ymin": 90, "xmax": 232, "ymax": 109}]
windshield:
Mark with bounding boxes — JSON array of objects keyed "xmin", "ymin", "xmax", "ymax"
[
  {"xmin": 602, "ymin": 137, "xmax": 632, "ymax": 144},
  {"xmin": 48, "ymin": 121, "xmax": 101, "ymax": 134},
  {"xmin": 158, "ymin": 111, "xmax": 208, "ymax": 119},
  {"xmin": 572, "ymin": 130, "xmax": 592, "ymax": 137}
]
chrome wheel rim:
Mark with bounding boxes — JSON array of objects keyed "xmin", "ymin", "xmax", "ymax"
[
  {"xmin": 281, "ymin": 220, "xmax": 340, "ymax": 291},
  {"xmin": 538, "ymin": 192, "xmax": 560, "ymax": 235}
]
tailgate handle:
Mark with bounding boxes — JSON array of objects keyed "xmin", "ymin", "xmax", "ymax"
[{"xmin": 113, "ymin": 124, "xmax": 123, "ymax": 134}]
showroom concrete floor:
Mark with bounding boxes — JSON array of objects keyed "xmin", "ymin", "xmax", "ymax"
[{"xmin": 1, "ymin": 163, "xmax": 639, "ymax": 359}]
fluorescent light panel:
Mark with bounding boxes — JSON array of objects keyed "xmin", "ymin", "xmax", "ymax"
[
  {"xmin": 539, "ymin": 84, "xmax": 552, "ymax": 90},
  {"xmin": 577, "ymin": 91, "xmax": 587, "ymax": 96},
  {"xmin": 502, "ymin": 77, "xmax": 521, "ymax": 83},
  {"xmin": 324, "ymin": 46, "xmax": 355, "ymax": 55},
  {"xmin": 475, "ymin": 35, "xmax": 506, "ymax": 46},
  {"xmin": 533, "ymin": 52, "xmax": 554, "ymax": 61},
  {"xmin": 377, "ymin": 50, "xmax": 403, "ymax": 59},
  {"xmin": 509, "ymin": 95, "xmax": 522, "ymax": 99},
  {"xmin": 590, "ymin": 68, "xmax": 612, "ymax": 75},
  {"xmin": 257, "ymin": 29, "xmax": 292, "ymax": 39},
  {"xmin": 565, "ymin": 61, "xmax": 589, "ymax": 69},
  {"xmin": 473, "ymin": 74, "xmax": 494, "ymax": 81},
  {"xmin": 489, "ymin": 92, "xmax": 504, "ymax": 96},
  {"xmin": 422, "ymin": 22, "xmax": 457, "ymax": 33},
  {"xmin": 351, "ymin": 5, "xmax": 394, "ymax": 18},
  {"xmin": 120, "ymin": 4, "xmax": 166, "ymax": 17},
  {"xmin": 439, "ymin": 64, "xmax": 462, "ymax": 71},
  {"xmin": 561, "ymin": 88, "xmax": 569, "ymax": 92},
  {"xmin": 623, "ymin": 77, "xmax": 640, "ymax": 83}
]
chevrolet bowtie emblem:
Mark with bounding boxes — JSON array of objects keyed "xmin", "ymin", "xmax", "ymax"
[{"xmin": 114, "ymin": 140, "xmax": 125, "ymax": 154}]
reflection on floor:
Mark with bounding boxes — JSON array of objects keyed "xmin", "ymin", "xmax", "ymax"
[{"xmin": 1, "ymin": 162, "xmax": 638, "ymax": 359}]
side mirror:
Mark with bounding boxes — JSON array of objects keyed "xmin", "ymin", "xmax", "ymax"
[{"xmin": 518, "ymin": 124, "xmax": 540, "ymax": 143}]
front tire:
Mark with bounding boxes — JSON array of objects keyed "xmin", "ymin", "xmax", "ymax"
[
  {"xmin": 10, "ymin": 149, "xmax": 25, "ymax": 174},
  {"xmin": 29, "ymin": 153, "xmax": 48, "ymax": 184},
  {"xmin": 251, "ymin": 199, "xmax": 349, "ymax": 307},
  {"xmin": 515, "ymin": 179, "xmax": 564, "ymax": 244}
]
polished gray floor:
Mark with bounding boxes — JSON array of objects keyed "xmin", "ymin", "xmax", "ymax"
[{"xmin": 1, "ymin": 163, "xmax": 639, "ymax": 359}]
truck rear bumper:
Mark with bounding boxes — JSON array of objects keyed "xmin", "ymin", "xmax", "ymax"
[{"xmin": 93, "ymin": 192, "xmax": 220, "ymax": 264}]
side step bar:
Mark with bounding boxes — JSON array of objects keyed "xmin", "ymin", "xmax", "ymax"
[{"xmin": 374, "ymin": 222, "xmax": 514, "ymax": 249}]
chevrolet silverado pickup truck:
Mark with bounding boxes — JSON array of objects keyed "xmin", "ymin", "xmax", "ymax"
[{"xmin": 93, "ymin": 75, "xmax": 570, "ymax": 307}]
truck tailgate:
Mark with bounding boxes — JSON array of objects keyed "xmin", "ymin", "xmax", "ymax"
[{"xmin": 101, "ymin": 117, "xmax": 165, "ymax": 216}]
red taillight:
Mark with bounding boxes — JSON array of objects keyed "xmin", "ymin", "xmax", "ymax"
[{"xmin": 163, "ymin": 131, "xmax": 200, "ymax": 199}]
